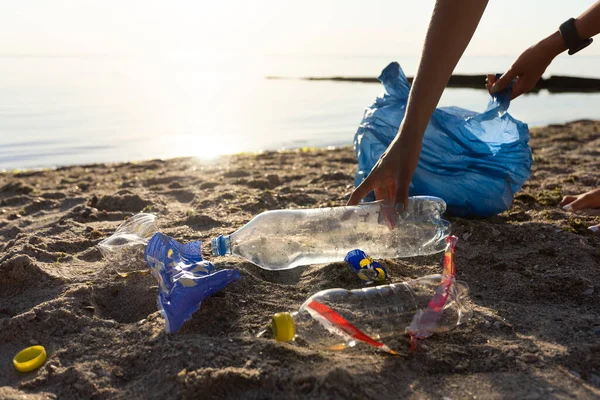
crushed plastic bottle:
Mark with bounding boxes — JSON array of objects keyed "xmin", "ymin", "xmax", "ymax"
[
  {"xmin": 98, "ymin": 213, "xmax": 240, "ymax": 333},
  {"xmin": 269, "ymin": 236, "xmax": 471, "ymax": 353},
  {"xmin": 144, "ymin": 232, "xmax": 240, "ymax": 333},
  {"xmin": 212, "ymin": 196, "xmax": 451, "ymax": 270},
  {"xmin": 97, "ymin": 213, "xmax": 159, "ymax": 271}
]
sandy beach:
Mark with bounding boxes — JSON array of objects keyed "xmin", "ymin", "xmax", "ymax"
[{"xmin": 1, "ymin": 120, "xmax": 599, "ymax": 399}]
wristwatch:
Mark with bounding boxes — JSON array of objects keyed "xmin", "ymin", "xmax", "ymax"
[{"xmin": 559, "ymin": 18, "xmax": 593, "ymax": 55}]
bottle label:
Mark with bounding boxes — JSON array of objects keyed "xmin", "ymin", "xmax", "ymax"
[{"xmin": 305, "ymin": 300, "xmax": 399, "ymax": 355}]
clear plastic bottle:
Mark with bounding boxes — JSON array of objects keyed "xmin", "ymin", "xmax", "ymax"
[
  {"xmin": 211, "ymin": 196, "xmax": 451, "ymax": 270},
  {"xmin": 270, "ymin": 276, "xmax": 471, "ymax": 353},
  {"xmin": 269, "ymin": 236, "xmax": 471, "ymax": 353}
]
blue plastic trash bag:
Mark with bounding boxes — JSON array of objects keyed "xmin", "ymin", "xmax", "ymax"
[
  {"xmin": 354, "ymin": 62, "xmax": 532, "ymax": 217},
  {"xmin": 144, "ymin": 232, "xmax": 241, "ymax": 333}
]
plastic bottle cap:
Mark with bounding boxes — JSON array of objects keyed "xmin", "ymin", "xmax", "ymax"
[
  {"xmin": 13, "ymin": 345, "xmax": 47, "ymax": 372},
  {"xmin": 271, "ymin": 312, "xmax": 296, "ymax": 342}
]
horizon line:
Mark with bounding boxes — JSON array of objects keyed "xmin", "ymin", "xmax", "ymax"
[{"xmin": 3, "ymin": 51, "xmax": 599, "ymax": 58}]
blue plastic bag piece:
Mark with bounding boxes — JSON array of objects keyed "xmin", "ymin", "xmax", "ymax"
[
  {"xmin": 344, "ymin": 249, "xmax": 388, "ymax": 285},
  {"xmin": 144, "ymin": 232, "xmax": 241, "ymax": 333},
  {"xmin": 354, "ymin": 62, "xmax": 533, "ymax": 217}
]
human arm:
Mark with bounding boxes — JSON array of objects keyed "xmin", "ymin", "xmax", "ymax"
[
  {"xmin": 560, "ymin": 188, "xmax": 600, "ymax": 233},
  {"xmin": 561, "ymin": 188, "xmax": 600, "ymax": 211},
  {"xmin": 347, "ymin": 0, "xmax": 488, "ymax": 209},
  {"xmin": 489, "ymin": 1, "xmax": 600, "ymax": 98}
]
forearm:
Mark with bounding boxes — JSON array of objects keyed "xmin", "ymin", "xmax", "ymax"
[
  {"xmin": 533, "ymin": 1, "xmax": 600, "ymax": 61},
  {"xmin": 398, "ymin": 0, "xmax": 488, "ymax": 140},
  {"xmin": 576, "ymin": 1, "xmax": 600, "ymax": 39}
]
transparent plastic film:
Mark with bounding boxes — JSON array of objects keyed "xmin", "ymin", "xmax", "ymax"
[
  {"xmin": 406, "ymin": 236, "xmax": 471, "ymax": 350},
  {"xmin": 97, "ymin": 213, "xmax": 159, "ymax": 271}
]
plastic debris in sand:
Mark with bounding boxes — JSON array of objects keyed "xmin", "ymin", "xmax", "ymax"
[
  {"xmin": 13, "ymin": 345, "xmax": 47, "ymax": 372},
  {"xmin": 212, "ymin": 196, "xmax": 450, "ymax": 270},
  {"xmin": 268, "ymin": 236, "xmax": 471, "ymax": 354},
  {"xmin": 344, "ymin": 249, "xmax": 388, "ymax": 285},
  {"xmin": 98, "ymin": 213, "xmax": 240, "ymax": 333}
]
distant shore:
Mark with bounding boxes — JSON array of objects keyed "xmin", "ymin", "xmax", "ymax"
[{"xmin": 267, "ymin": 74, "xmax": 600, "ymax": 93}]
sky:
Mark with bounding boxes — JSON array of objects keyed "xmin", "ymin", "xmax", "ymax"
[{"xmin": 0, "ymin": 0, "xmax": 598, "ymax": 57}]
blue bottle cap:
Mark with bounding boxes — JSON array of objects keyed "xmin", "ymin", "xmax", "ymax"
[
  {"xmin": 344, "ymin": 249, "xmax": 388, "ymax": 285},
  {"xmin": 211, "ymin": 235, "xmax": 230, "ymax": 257}
]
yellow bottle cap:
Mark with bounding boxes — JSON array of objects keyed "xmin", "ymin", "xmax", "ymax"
[
  {"xmin": 13, "ymin": 345, "xmax": 47, "ymax": 372},
  {"xmin": 271, "ymin": 312, "xmax": 296, "ymax": 342}
]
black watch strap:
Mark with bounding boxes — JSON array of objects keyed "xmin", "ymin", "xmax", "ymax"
[{"xmin": 559, "ymin": 18, "xmax": 593, "ymax": 55}]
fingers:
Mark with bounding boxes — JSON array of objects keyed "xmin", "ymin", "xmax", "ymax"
[
  {"xmin": 490, "ymin": 69, "xmax": 517, "ymax": 94},
  {"xmin": 585, "ymin": 188, "xmax": 600, "ymax": 208},
  {"xmin": 489, "ymin": 70, "xmax": 536, "ymax": 99},
  {"xmin": 380, "ymin": 203, "xmax": 396, "ymax": 229},
  {"xmin": 348, "ymin": 172, "xmax": 400, "ymax": 207},
  {"xmin": 375, "ymin": 188, "xmax": 389, "ymax": 204},
  {"xmin": 347, "ymin": 178, "xmax": 372, "ymax": 206},
  {"xmin": 559, "ymin": 195, "xmax": 577, "ymax": 207},
  {"xmin": 561, "ymin": 191, "xmax": 600, "ymax": 232},
  {"xmin": 387, "ymin": 184, "xmax": 397, "ymax": 206},
  {"xmin": 486, "ymin": 74, "xmax": 496, "ymax": 93},
  {"xmin": 510, "ymin": 77, "xmax": 526, "ymax": 100},
  {"xmin": 510, "ymin": 76, "xmax": 538, "ymax": 100},
  {"xmin": 562, "ymin": 189, "xmax": 600, "ymax": 212},
  {"xmin": 394, "ymin": 181, "xmax": 410, "ymax": 213},
  {"xmin": 562, "ymin": 195, "xmax": 593, "ymax": 212}
]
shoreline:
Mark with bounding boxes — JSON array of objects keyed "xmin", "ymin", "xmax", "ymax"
[
  {"xmin": 2, "ymin": 118, "xmax": 598, "ymax": 174},
  {"xmin": 0, "ymin": 145, "xmax": 351, "ymax": 175},
  {"xmin": 1, "ymin": 120, "xmax": 599, "ymax": 399}
]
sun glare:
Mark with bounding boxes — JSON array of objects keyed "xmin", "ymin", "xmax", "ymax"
[{"xmin": 165, "ymin": 133, "xmax": 249, "ymax": 161}]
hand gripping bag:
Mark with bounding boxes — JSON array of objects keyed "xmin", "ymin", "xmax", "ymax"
[{"xmin": 354, "ymin": 62, "xmax": 532, "ymax": 217}]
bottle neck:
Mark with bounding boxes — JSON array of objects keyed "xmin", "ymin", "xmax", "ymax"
[{"xmin": 211, "ymin": 235, "xmax": 231, "ymax": 256}]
